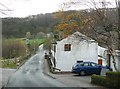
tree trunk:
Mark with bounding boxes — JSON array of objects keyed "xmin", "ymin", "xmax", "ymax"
[{"xmin": 118, "ymin": 1, "xmax": 120, "ymax": 50}]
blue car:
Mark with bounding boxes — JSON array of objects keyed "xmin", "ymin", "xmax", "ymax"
[{"xmin": 72, "ymin": 61, "xmax": 112, "ymax": 76}]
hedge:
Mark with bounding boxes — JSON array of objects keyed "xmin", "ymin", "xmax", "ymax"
[
  {"xmin": 91, "ymin": 74, "xmax": 108, "ymax": 86},
  {"xmin": 91, "ymin": 72, "xmax": 120, "ymax": 89},
  {"xmin": 106, "ymin": 71, "xmax": 120, "ymax": 88},
  {"xmin": 106, "ymin": 71, "xmax": 120, "ymax": 80}
]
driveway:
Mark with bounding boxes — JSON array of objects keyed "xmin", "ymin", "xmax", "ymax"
[
  {"xmin": 46, "ymin": 73, "xmax": 108, "ymax": 88},
  {"xmin": 44, "ymin": 60, "xmax": 108, "ymax": 89}
]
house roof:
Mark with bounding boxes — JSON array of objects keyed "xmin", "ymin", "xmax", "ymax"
[{"xmin": 67, "ymin": 31, "xmax": 96, "ymax": 43}]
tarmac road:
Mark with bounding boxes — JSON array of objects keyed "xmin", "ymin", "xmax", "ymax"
[
  {"xmin": 5, "ymin": 45, "xmax": 68, "ymax": 87},
  {"xmin": 3, "ymin": 45, "xmax": 108, "ymax": 89},
  {"xmin": 0, "ymin": 68, "xmax": 16, "ymax": 88}
]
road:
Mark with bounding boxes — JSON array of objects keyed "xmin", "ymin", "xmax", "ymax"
[
  {"xmin": 5, "ymin": 45, "xmax": 68, "ymax": 87},
  {"xmin": 4, "ymin": 45, "xmax": 108, "ymax": 89},
  {"xmin": 47, "ymin": 73, "xmax": 108, "ymax": 89},
  {"xmin": 0, "ymin": 68, "xmax": 16, "ymax": 88}
]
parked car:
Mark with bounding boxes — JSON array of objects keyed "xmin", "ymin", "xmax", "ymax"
[{"xmin": 72, "ymin": 61, "xmax": 112, "ymax": 76}]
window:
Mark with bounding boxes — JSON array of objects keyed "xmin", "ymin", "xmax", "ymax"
[
  {"xmin": 83, "ymin": 63, "xmax": 89, "ymax": 66},
  {"xmin": 64, "ymin": 44, "xmax": 71, "ymax": 51},
  {"xmin": 91, "ymin": 63, "xmax": 97, "ymax": 67},
  {"xmin": 78, "ymin": 62, "xmax": 84, "ymax": 66}
]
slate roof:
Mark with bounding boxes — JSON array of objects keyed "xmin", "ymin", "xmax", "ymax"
[{"xmin": 66, "ymin": 31, "xmax": 97, "ymax": 43}]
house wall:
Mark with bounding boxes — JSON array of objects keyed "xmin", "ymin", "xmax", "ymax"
[
  {"xmin": 98, "ymin": 46, "xmax": 107, "ymax": 66},
  {"xmin": 110, "ymin": 51, "xmax": 120, "ymax": 71},
  {"xmin": 52, "ymin": 38, "xmax": 98, "ymax": 71},
  {"xmin": 98, "ymin": 46, "xmax": 120, "ymax": 72},
  {"xmin": 117, "ymin": 53, "xmax": 120, "ymax": 72}
]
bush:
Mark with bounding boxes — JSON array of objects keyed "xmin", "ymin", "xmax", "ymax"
[
  {"xmin": 91, "ymin": 72, "xmax": 120, "ymax": 89},
  {"xmin": 29, "ymin": 39, "xmax": 44, "ymax": 52},
  {"xmin": 28, "ymin": 39, "xmax": 44, "ymax": 53},
  {"xmin": 106, "ymin": 71, "xmax": 120, "ymax": 79},
  {"xmin": 2, "ymin": 39, "xmax": 27, "ymax": 59},
  {"xmin": 106, "ymin": 71, "xmax": 120, "ymax": 88},
  {"xmin": 91, "ymin": 74, "xmax": 107, "ymax": 86},
  {"xmin": 43, "ymin": 37, "xmax": 53, "ymax": 51}
]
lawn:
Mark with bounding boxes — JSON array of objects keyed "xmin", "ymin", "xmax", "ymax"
[{"xmin": 29, "ymin": 39, "xmax": 44, "ymax": 45}]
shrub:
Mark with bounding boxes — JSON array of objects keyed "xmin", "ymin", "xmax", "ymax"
[
  {"xmin": 91, "ymin": 72, "xmax": 120, "ymax": 89},
  {"xmin": 106, "ymin": 71, "xmax": 120, "ymax": 79},
  {"xmin": 43, "ymin": 37, "xmax": 53, "ymax": 51},
  {"xmin": 106, "ymin": 71, "xmax": 120, "ymax": 88},
  {"xmin": 28, "ymin": 39, "xmax": 44, "ymax": 53},
  {"xmin": 91, "ymin": 74, "xmax": 107, "ymax": 86},
  {"xmin": 2, "ymin": 39, "xmax": 27, "ymax": 59}
]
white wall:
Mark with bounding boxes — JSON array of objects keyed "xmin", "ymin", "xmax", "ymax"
[
  {"xmin": 117, "ymin": 51, "xmax": 120, "ymax": 72},
  {"xmin": 110, "ymin": 51, "xmax": 120, "ymax": 71},
  {"xmin": 98, "ymin": 46, "xmax": 107, "ymax": 66},
  {"xmin": 97, "ymin": 46, "xmax": 120, "ymax": 71},
  {"xmin": 53, "ymin": 37, "xmax": 98, "ymax": 71}
]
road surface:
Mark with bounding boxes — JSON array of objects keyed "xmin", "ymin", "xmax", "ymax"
[
  {"xmin": 5, "ymin": 45, "xmax": 68, "ymax": 87},
  {"xmin": 0, "ymin": 68, "xmax": 16, "ymax": 88},
  {"xmin": 4, "ymin": 45, "xmax": 108, "ymax": 89}
]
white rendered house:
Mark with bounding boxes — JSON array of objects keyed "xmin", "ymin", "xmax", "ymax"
[{"xmin": 51, "ymin": 31, "xmax": 98, "ymax": 71}]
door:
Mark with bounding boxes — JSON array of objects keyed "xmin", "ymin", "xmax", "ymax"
[
  {"xmin": 82, "ymin": 62, "xmax": 91, "ymax": 74},
  {"xmin": 90, "ymin": 62, "xmax": 101, "ymax": 74}
]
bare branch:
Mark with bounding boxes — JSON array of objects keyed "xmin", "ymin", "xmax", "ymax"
[{"xmin": 0, "ymin": 3, "xmax": 12, "ymax": 16}]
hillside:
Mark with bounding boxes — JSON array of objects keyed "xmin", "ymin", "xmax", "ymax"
[
  {"xmin": 2, "ymin": 13, "xmax": 59, "ymax": 38},
  {"xmin": 2, "ymin": 8, "xmax": 118, "ymax": 48}
]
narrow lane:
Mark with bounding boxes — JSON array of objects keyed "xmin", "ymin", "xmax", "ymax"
[{"xmin": 6, "ymin": 45, "xmax": 68, "ymax": 87}]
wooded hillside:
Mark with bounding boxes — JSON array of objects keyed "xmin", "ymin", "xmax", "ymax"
[
  {"xmin": 2, "ymin": 13, "xmax": 59, "ymax": 38},
  {"xmin": 2, "ymin": 8, "xmax": 117, "ymax": 40}
]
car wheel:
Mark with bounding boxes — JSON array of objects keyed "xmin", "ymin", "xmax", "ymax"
[{"xmin": 79, "ymin": 70, "xmax": 86, "ymax": 76}]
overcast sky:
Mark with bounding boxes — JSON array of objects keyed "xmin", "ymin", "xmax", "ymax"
[{"xmin": 0, "ymin": 0, "xmax": 116, "ymax": 18}]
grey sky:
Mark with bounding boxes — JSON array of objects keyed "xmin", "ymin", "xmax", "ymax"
[{"xmin": 0, "ymin": 0, "xmax": 116, "ymax": 18}]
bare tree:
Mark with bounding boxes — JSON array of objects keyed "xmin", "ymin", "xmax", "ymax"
[
  {"xmin": 116, "ymin": 1, "xmax": 120, "ymax": 50},
  {"xmin": 0, "ymin": 3, "xmax": 12, "ymax": 16},
  {"xmin": 84, "ymin": 0, "xmax": 118, "ymax": 71},
  {"xmin": 56, "ymin": 0, "xmax": 119, "ymax": 71}
]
